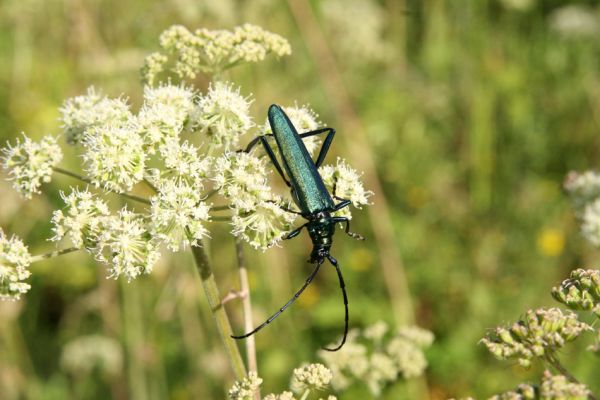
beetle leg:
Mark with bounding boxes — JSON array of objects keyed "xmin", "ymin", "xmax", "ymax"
[
  {"xmin": 243, "ymin": 134, "xmax": 292, "ymax": 188},
  {"xmin": 332, "ymin": 216, "xmax": 364, "ymax": 240},
  {"xmin": 322, "ymin": 255, "xmax": 349, "ymax": 352},
  {"xmin": 297, "ymin": 127, "xmax": 336, "ymax": 167},
  {"xmin": 284, "ymin": 222, "xmax": 308, "ymax": 240}
]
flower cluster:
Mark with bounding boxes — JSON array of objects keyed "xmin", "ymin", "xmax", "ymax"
[
  {"xmin": 318, "ymin": 321, "xmax": 433, "ymax": 396},
  {"xmin": 137, "ymin": 83, "xmax": 195, "ymax": 150},
  {"xmin": 320, "ymin": 157, "xmax": 373, "ymax": 219},
  {"xmin": 0, "ymin": 228, "xmax": 32, "ymax": 300},
  {"xmin": 228, "ymin": 364, "xmax": 337, "ymax": 400},
  {"xmin": 228, "ymin": 371, "xmax": 263, "ymax": 400},
  {"xmin": 150, "ymin": 178, "xmax": 211, "ymax": 251},
  {"xmin": 60, "ymin": 87, "xmax": 132, "ymax": 145},
  {"xmin": 51, "ymin": 187, "xmax": 110, "ymax": 249},
  {"xmin": 488, "ymin": 370, "xmax": 590, "ymax": 400},
  {"xmin": 142, "ymin": 24, "xmax": 291, "ymax": 83},
  {"xmin": 291, "ymin": 363, "xmax": 333, "ymax": 393},
  {"xmin": 1, "ymin": 134, "xmax": 62, "ymax": 198},
  {"xmin": 93, "ymin": 208, "xmax": 160, "ymax": 281},
  {"xmin": 552, "ymin": 268, "xmax": 600, "ymax": 317},
  {"xmin": 82, "ymin": 123, "xmax": 146, "ymax": 193},
  {"xmin": 191, "ymin": 81, "xmax": 253, "ymax": 150},
  {"xmin": 480, "ymin": 308, "xmax": 591, "ymax": 368},
  {"xmin": 215, "ymin": 151, "xmax": 297, "ymax": 250},
  {"xmin": 0, "ymin": 23, "xmax": 372, "ymax": 300}
]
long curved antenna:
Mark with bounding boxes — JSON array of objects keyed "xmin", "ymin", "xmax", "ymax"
[
  {"xmin": 231, "ymin": 259, "xmax": 324, "ymax": 339},
  {"xmin": 322, "ymin": 255, "xmax": 349, "ymax": 352}
]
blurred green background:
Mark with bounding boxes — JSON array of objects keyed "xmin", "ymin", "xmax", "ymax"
[{"xmin": 2, "ymin": 0, "xmax": 600, "ymax": 398}]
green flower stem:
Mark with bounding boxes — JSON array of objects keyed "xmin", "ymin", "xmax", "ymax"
[
  {"xmin": 53, "ymin": 167, "xmax": 151, "ymax": 205},
  {"xmin": 30, "ymin": 246, "xmax": 80, "ymax": 263},
  {"xmin": 234, "ymin": 239, "xmax": 259, "ymax": 400},
  {"xmin": 188, "ymin": 233, "xmax": 246, "ymax": 381}
]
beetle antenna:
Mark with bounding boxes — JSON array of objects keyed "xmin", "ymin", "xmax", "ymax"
[
  {"xmin": 322, "ymin": 255, "xmax": 349, "ymax": 352},
  {"xmin": 231, "ymin": 259, "xmax": 324, "ymax": 340}
]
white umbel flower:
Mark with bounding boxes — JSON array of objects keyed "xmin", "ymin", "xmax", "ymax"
[
  {"xmin": 148, "ymin": 24, "xmax": 291, "ymax": 81},
  {"xmin": 228, "ymin": 371, "xmax": 263, "ymax": 400},
  {"xmin": 214, "ymin": 151, "xmax": 271, "ymax": 210},
  {"xmin": 0, "ymin": 228, "xmax": 32, "ymax": 300},
  {"xmin": 60, "ymin": 87, "xmax": 132, "ymax": 145},
  {"xmin": 1, "ymin": 134, "xmax": 63, "ymax": 199},
  {"xmin": 137, "ymin": 83, "xmax": 196, "ymax": 151},
  {"xmin": 158, "ymin": 139, "xmax": 212, "ymax": 184},
  {"xmin": 82, "ymin": 123, "xmax": 146, "ymax": 193},
  {"xmin": 320, "ymin": 157, "xmax": 373, "ymax": 218},
  {"xmin": 231, "ymin": 199, "xmax": 296, "ymax": 251},
  {"xmin": 150, "ymin": 178, "xmax": 211, "ymax": 251},
  {"xmin": 51, "ymin": 188, "xmax": 110, "ymax": 249},
  {"xmin": 94, "ymin": 208, "xmax": 160, "ymax": 281},
  {"xmin": 291, "ymin": 363, "xmax": 334, "ymax": 392},
  {"xmin": 191, "ymin": 81, "xmax": 253, "ymax": 149}
]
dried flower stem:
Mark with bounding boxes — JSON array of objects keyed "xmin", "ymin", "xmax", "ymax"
[
  {"xmin": 53, "ymin": 167, "xmax": 151, "ymax": 205},
  {"xmin": 30, "ymin": 246, "xmax": 80, "ymax": 263},
  {"xmin": 234, "ymin": 239, "xmax": 259, "ymax": 400},
  {"xmin": 188, "ymin": 233, "xmax": 246, "ymax": 380}
]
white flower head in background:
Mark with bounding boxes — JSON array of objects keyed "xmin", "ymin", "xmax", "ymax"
[
  {"xmin": 1, "ymin": 134, "xmax": 63, "ymax": 199},
  {"xmin": 146, "ymin": 24, "xmax": 291, "ymax": 81},
  {"xmin": 550, "ymin": 5, "xmax": 600, "ymax": 39},
  {"xmin": 60, "ymin": 334, "xmax": 123, "ymax": 377},
  {"xmin": 0, "ymin": 228, "xmax": 32, "ymax": 300}
]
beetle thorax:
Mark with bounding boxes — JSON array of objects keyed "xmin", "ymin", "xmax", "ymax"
[{"xmin": 307, "ymin": 212, "xmax": 335, "ymax": 262}]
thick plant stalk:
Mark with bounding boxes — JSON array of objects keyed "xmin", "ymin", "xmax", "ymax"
[
  {"xmin": 189, "ymin": 237, "xmax": 247, "ymax": 381},
  {"xmin": 235, "ymin": 239, "xmax": 260, "ymax": 400}
]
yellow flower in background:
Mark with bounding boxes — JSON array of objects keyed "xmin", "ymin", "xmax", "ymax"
[{"xmin": 537, "ymin": 228, "xmax": 565, "ymax": 257}]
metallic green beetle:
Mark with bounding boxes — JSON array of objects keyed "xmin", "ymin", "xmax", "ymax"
[{"xmin": 231, "ymin": 104, "xmax": 363, "ymax": 351}]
